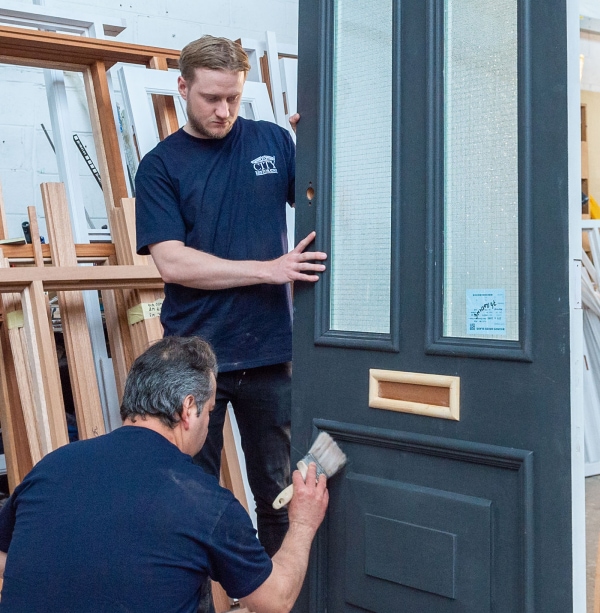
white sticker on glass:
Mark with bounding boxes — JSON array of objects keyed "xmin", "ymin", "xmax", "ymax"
[{"xmin": 466, "ymin": 289, "xmax": 507, "ymax": 336}]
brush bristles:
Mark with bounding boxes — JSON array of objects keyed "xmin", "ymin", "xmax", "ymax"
[{"xmin": 305, "ymin": 432, "xmax": 347, "ymax": 478}]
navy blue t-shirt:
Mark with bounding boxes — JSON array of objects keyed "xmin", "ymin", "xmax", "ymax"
[
  {"xmin": 135, "ymin": 118, "xmax": 295, "ymax": 372},
  {"xmin": 0, "ymin": 427, "xmax": 272, "ymax": 612}
]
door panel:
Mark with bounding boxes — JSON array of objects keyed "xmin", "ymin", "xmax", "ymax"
[
  {"xmin": 311, "ymin": 421, "xmax": 531, "ymax": 612},
  {"xmin": 294, "ymin": 0, "xmax": 571, "ymax": 611}
]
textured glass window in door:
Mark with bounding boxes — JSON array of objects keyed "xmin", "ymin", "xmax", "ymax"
[
  {"xmin": 443, "ymin": 0, "xmax": 519, "ymax": 341},
  {"xmin": 330, "ymin": 0, "xmax": 393, "ymax": 334}
]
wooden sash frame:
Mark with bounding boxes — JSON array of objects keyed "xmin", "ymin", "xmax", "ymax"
[
  {"xmin": 0, "ymin": 27, "xmax": 249, "ymax": 610},
  {"xmin": 0, "ymin": 25, "xmax": 180, "ymax": 214}
]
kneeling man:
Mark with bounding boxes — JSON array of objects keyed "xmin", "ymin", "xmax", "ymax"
[{"xmin": 0, "ymin": 336, "xmax": 328, "ymax": 613}]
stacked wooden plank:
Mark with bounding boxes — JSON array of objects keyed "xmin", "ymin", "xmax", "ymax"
[
  {"xmin": 0, "ymin": 189, "xmax": 245, "ymax": 612},
  {"xmin": 110, "ymin": 198, "xmax": 164, "ymax": 361},
  {"xmin": 0, "ymin": 185, "xmax": 163, "ymax": 468},
  {"xmin": 0, "ymin": 26, "xmax": 252, "ymax": 613},
  {"xmin": 0, "ymin": 184, "xmax": 33, "ymax": 489}
]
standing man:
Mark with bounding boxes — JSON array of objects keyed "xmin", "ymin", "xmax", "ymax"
[
  {"xmin": 135, "ymin": 35, "xmax": 327, "ymax": 560},
  {"xmin": 0, "ymin": 337, "xmax": 329, "ymax": 613}
]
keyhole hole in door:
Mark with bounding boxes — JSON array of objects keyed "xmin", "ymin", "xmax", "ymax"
[{"xmin": 306, "ymin": 182, "xmax": 315, "ymax": 205}]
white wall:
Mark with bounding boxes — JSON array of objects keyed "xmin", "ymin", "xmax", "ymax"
[
  {"xmin": 0, "ymin": 0, "xmax": 298, "ymax": 239},
  {"xmin": 0, "ymin": 66, "xmax": 108, "ymax": 237},
  {"xmin": 47, "ymin": 0, "xmax": 299, "ymax": 48}
]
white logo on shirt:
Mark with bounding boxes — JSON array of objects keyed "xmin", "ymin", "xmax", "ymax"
[{"xmin": 251, "ymin": 155, "xmax": 278, "ymax": 176}]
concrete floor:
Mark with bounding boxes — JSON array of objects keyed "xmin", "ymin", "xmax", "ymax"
[{"xmin": 587, "ymin": 475, "xmax": 600, "ymax": 612}]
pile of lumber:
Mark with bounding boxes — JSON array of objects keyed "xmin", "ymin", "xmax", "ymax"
[{"xmin": 0, "ymin": 25, "xmax": 252, "ymax": 613}]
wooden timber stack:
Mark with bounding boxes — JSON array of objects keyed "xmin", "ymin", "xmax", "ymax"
[{"xmin": 0, "ymin": 25, "xmax": 251, "ymax": 613}]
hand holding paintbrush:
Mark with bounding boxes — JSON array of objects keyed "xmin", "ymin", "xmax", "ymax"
[{"xmin": 273, "ymin": 432, "xmax": 347, "ymax": 509}]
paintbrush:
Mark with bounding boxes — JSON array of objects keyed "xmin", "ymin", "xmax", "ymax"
[{"xmin": 272, "ymin": 431, "xmax": 347, "ymax": 509}]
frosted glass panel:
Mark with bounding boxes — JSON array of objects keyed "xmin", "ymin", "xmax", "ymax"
[
  {"xmin": 330, "ymin": 0, "xmax": 393, "ymax": 333},
  {"xmin": 443, "ymin": 0, "xmax": 519, "ymax": 340}
]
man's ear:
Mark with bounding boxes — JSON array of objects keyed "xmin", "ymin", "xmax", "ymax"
[
  {"xmin": 180, "ymin": 395, "xmax": 196, "ymax": 429},
  {"xmin": 177, "ymin": 75, "xmax": 188, "ymax": 100}
]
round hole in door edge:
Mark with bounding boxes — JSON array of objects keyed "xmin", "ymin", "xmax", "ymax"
[{"xmin": 306, "ymin": 183, "xmax": 315, "ymax": 204}]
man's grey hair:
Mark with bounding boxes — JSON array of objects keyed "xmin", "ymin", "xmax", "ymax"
[{"xmin": 120, "ymin": 336, "xmax": 218, "ymax": 429}]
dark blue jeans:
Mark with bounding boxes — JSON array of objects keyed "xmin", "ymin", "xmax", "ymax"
[{"xmin": 193, "ymin": 362, "xmax": 292, "ymax": 557}]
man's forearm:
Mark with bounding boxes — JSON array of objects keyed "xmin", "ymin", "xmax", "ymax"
[
  {"xmin": 240, "ymin": 521, "xmax": 316, "ymax": 613},
  {"xmin": 149, "ymin": 232, "xmax": 327, "ymax": 290},
  {"xmin": 150, "ymin": 242, "xmax": 273, "ymax": 290},
  {"xmin": 240, "ymin": 466, "xmax": 328, "ymax": 613}
]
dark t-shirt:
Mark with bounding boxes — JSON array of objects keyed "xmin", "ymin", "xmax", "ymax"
[
  {"xmin": 0, "ymin": 427, "xmax": 272, "ymax": 613},
  {"xmin": 135, "ymin": 119, "xmax": 295, "ymax": 372}
]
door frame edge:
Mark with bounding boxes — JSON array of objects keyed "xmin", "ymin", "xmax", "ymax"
[{"xmin": 568, "ymin": 0, "xmax": 586, "ymax": 609}]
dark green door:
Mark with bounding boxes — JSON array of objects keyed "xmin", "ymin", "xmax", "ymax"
[{"xmin": 293, "ymin": 0, "xmax": 573, "ymax": 611}]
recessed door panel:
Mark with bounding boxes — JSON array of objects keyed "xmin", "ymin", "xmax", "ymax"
[
  {"xmin": 345, "ymin": 480, "xmax": 490, "ymax": 609},
  {"xmin": 317, "ymin": 423, "xmax": 531, "ymax": 612},
  {"xmin": 363, "ymin": 513, "xmax": 459, "ymax": 598}
]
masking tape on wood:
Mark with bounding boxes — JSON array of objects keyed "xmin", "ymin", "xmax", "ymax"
[
  {"xmin": 127, "ymin": 299, "xmax": 163, "ymax": 326},
  {"xmin": 6, "ymin": 310, "xmax": 24, "ymax": 330}
]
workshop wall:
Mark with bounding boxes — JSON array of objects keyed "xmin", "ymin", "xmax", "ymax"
[{"xmin": 0, "ymin": 0, "xmax": 298, "ymax": 240}]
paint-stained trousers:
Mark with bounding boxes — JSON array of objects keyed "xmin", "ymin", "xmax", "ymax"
[{"xmin": 194, "ymin": 362, "xmax": 292, "ymax": 612}]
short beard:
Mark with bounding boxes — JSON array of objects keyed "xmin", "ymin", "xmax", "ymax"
[{"xmin": 187, "ymin": 107, "xmax": 234, "ymax": 140}]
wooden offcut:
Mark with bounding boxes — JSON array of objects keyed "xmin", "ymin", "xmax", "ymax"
[
  {"xmin": 41, "ymin": 183, "xmax": 106, "ymax": 440},
  {"xmin": 0, "ymin": 27, "xmax": 253, "ymax": 612},
  {"xmin": 110, "ymin": 198, "xmax": 164, "ymax": 357},
  {"xmin": 0, "ymin": 264, "xmax": 162, "ymax": 292},
  {"xmin": 0, "ymin": 243, "xmax": 115, "ymax": 261},
  {"xmin": 24, "ymin": 207, "xmax": 68, "ymax": 452},
  {"xmin": 0, "ymin": 184, "xmax": 33, "ymax": 487},
  {"xmin": 99, "ymin": 257, "xmax": 133, "ymax": 400},
  {"xmin": 221, "ymin": 412, "xmax": 249, "ymax": 513},
  {"xmin": 20, "ymin": 276, "xmax": 69, "ymax": 451},
  {"xmin": 0, "ymin": 258, "xmax": 44, "ymax": 466},
  {"xmin": 0, "ymin": 318, "xmax": 33, "ymax": 488}
]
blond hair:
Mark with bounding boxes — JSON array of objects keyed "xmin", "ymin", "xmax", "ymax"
[{"xmin": 179, "ymin": 35, "xmax": 251, "ymax": 82}]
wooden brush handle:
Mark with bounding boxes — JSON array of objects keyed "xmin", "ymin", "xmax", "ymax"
[
  {"xmin": 272, "ymin": 461, "xmax": 310, "ymax": 509},
  {"xmin": 273, "ymin": 484, "xmax": 294, "ymax": 509}
]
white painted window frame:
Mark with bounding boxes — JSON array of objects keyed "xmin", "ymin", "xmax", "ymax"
[
  {"xmin": 239, "ymin": 33, "xmax": 298, "ymax": 138},
  {"xmin": 264, "ymin": 31, "xmax": 287, "ymax": 130},
  {"xmin": 279, "ymin": 56, "xmax": 298, "ymax": 135},
  {"xmin": 117, "ymin": 65, "xmax": 298, "ymax": 253},
  {"xmin": 117, "ymin": 65, "xmax": 276, "ymax": 159},
  {"xmin": 0, "ymin": 0, "xmax": 126, "ymax": 39},
  {"xmin": 569, "ymin": 0, "xmax": 586, "ymax": 608}
]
